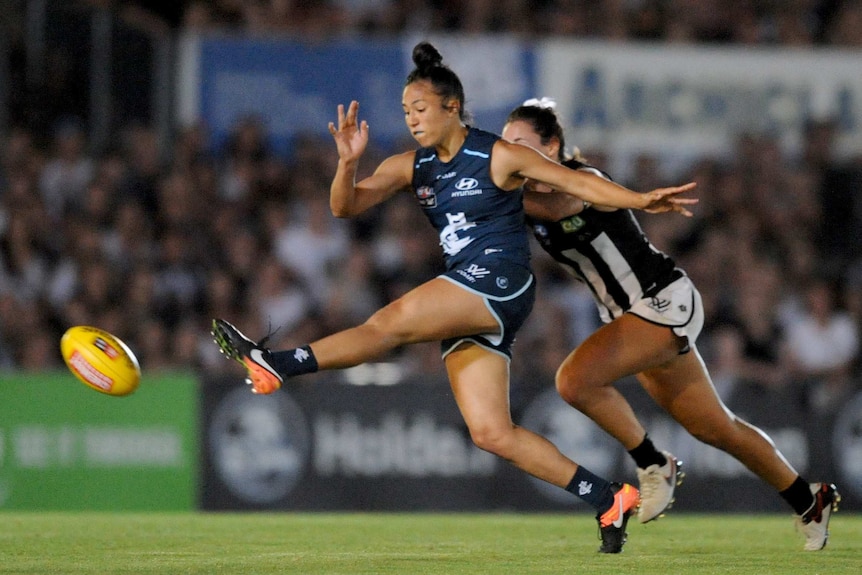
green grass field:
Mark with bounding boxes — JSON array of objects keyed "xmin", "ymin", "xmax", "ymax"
[{"xmin": 1, "ymin": 512, "xmax": 860, "ymax": 574}]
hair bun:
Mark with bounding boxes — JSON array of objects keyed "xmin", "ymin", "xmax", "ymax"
[{"xmin": 412, "ymin": 41, "xmax": 444, "ymax": 71}]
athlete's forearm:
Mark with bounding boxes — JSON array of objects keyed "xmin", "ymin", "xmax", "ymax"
[
  {"xmin": 562, "ymin": 171, "xmax": 647, "ymax": 210},
  {"xmin": 330, "ymin": 158, "xmax": 361, "ymax": 217}
]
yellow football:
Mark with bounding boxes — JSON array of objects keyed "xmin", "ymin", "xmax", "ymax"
[{"xmin": 60, "ymin": 326, "xmax": 141, "ymax": 396}]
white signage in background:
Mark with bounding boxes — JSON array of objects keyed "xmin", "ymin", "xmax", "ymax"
[
  {"xmin": 209, "ymin": 387, "xmax": 311, "ymax": 505},
  {"xmin": 9, "ymin": 425, "xmax": 184, "ymax": 469},
  {"xmin": 313, "ymin": 412, "xmax": 496, "ymax": 477},
  {"xmin": 537, "ymin": 41, "xmax": 862, "ymax": 180}
]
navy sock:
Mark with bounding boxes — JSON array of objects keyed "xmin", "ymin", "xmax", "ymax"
[
  {"xmin": 270, "ymin": 346, "xmax": 319, "ymax": 377},
  {"xmin": 565, "ymin": 466, "xmax": 615, "ymax": 513},
  {"xmin": 628, "ymin": 434, "xmax": 667, "ymax": 469},
  {"xmin": 780, "ymin": 476, "xmax": 815, "ymax": 516}
]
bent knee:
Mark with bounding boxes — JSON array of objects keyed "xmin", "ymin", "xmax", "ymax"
[
  {"xmin": 363, "ymin": 303, "xmax": 415, "ymax": 343},
  {"xmin": 555, "ymin": 362, "xmax": 594, "ymax": 406},
  {"xmin": 468, "ymin": 424, "xmax": 516, "ymax": 457}
]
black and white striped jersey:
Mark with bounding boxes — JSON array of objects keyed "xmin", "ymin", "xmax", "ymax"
[{"xmin": 528, "ymin": 159, "xmax": 683, "ymax": 323}]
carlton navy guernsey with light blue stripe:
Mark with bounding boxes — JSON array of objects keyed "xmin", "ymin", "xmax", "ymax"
[
  {"xmin": 411, "ymin": 127, "xmax": 535, "ymax": 359},
  {"xmin": 411, "ymin": 127, "xmax": 531, "ymax": 271}
]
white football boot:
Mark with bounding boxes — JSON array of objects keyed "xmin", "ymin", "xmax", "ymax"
[
  {"xmin": 795, "ymin": 482, "xmax": 840, "ymax": 551},
  {"xmin": 636, "ymin": 451, "xmax": 684, "ymax": 523}
]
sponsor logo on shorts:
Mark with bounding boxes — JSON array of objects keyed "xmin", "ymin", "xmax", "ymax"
[
  {"xmin": 647, "ymin": 297, "xmax": 671, "ymax": 313},
  {"xmin": 496, "ymin": 276, "xmax": 509, "ymax": 289},
  {"xmin": 456, "ymin": 264, "xmax": 490, "ymax": 283}
]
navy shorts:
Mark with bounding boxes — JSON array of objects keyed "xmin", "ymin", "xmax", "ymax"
[{"xmin": 439, "ymin": 256, "xmax": 536, "ymax": 359}]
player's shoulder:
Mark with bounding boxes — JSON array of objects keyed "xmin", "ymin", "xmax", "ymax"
[
  {"xmin": 492, "ymin": 135, "xmax": 532, "ymax": 160},
  {"xmin": 384, "ymin": 149, "xmax": 418, "ymax": 168}
]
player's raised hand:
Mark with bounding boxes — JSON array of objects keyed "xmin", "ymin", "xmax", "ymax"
[
  {"xmin": 328, "ymin": 100, "xmax": 369, "ymax": 163},
  {"xmin": 641, "ymin": 182, "xmax": 699, "ymax": 216}
]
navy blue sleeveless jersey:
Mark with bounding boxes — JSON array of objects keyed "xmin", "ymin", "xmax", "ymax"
[
  {"xmin": 528, "ymin": 159, "xmax": 683, "ymax": 322},
  {"xmin": 412, "ymin": 127, "xmax": 535, "ymax": 359},
  {"xmin": 411, "ymin": 127, "xmax": 530, "ymax": 271}
]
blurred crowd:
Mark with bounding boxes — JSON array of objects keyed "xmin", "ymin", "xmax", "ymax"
[
  {"xmin": 1, "ymin": 0, "xmax": 861, "ymax": 415},
  {"xmin": 115, "ymin": 0, "xmax": 862, "ymax": 46}
]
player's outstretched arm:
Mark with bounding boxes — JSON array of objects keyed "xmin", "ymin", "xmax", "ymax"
[
  {"xmin": 494, "ymin": 140, "xmax": 698, "ymax": 216},
  {"xmin": 639, "ymin": 183, "xmax": 698, "ymax": 216},
  {"xmin": 328, "ymin": 101, "xmax": 414, "ymax": 218}
]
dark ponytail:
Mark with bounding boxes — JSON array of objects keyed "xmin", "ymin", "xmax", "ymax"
[
  {"xmin": 406, "ymin": 41, "xmax": 468, "ymax": 122},
  {"xmin": 506, "ymin": 103, "xmax": 568, "ymax": 162}
]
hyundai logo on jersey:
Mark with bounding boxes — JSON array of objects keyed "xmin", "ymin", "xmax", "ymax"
[{"xmin": 454, "ymin": 178, "xmax": 479, "ymax": 191}]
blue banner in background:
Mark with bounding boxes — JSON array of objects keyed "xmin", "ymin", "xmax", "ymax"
[
  {"xmin": 197, "ymin": 37, "xmax": 536, "ymax": 157},
  {"xmin": 399, "ymin": 35, "xmax": 537, "ymax": 135},
  {"xmin": 199, "ymin": 38, "xmax": 406, "ymax": 156}
]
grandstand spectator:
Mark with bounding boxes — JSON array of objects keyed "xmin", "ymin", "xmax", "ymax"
[
  {"xmin": 38, "ymin": 119, "xmax": 94, "ymax": 219},
  {"xmin": 783, "ymin": 275, "xmax": 860, "ymax": 411}
]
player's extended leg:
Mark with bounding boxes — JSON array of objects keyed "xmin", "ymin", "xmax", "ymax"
[
  {"xmin": 447, "ymin": 342, "xmax": 577, "ymax": 487},
  {"xmin": 213, "ymin": 277, "xmax": 501, "ymax": 393},
  {"xmin": 310, "ymin": 277, "xmax": 500, "ymax": 369},
  {"xmin": 638, "ymin": 347, "xmax": 841, "ymax": 550},
  {"xmin": 446, "ymin": 342, "xmax": 639, "ymax": 553},
  {"xmin": 637, "ymin": 347, "xmax": 800, "ymax": 492},
  {"xmin": 555, "ymin": 314, "xmax": 686, "ymax": 522},
  {"xmin": 555, "ymin": 314, "xmax": 681, "ymax": 450}
]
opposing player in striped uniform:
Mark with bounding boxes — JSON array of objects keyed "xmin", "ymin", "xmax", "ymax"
[{"xmin": 502, "ymin": 99, "xmax": 839, "ymax": 550}]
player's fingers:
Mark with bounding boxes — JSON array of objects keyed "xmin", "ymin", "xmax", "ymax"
[
  {"xmin": 345, "ymin": 100, "xmax": 359, "ymax": 125},
  {"xmin": 663, "ymin": 182, "xmax": 697, "ymax": 196},
  {"xmin": 336, "ymin": 104, "xmax": 346, "ymax": 129}
]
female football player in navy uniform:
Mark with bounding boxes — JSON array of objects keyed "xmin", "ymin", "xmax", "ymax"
[
  {"xmin": 212, "ymin": 41, "xmax": 696, "ymax": 553},
  {"xmin": 501, "ymin": 99, "xmax": 839, "ymax": 551}
]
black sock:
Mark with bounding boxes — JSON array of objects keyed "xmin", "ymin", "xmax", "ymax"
[
  {"xmin": 780, "ymin": 476, "xmax": 815, "ymax": 516},
  {"xmin": 565, "ymin": 466, "xmax": 615, "ymax": 514},
  {"xmin": 270, "ymin": 346, "xmax": 319, "ymax": 377},
  {"xmin": 628, "ymin": 434, "xmax": 666, "ymax": 469}
]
